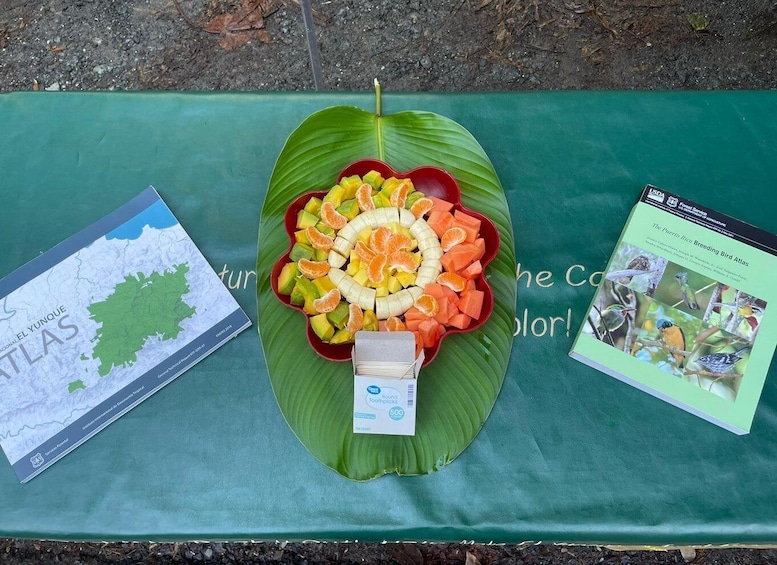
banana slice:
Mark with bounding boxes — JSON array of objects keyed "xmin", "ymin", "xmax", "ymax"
[
  {"xmin": 357, "ymin": 286, "xmax": 376, "ymax": 312},
  {"xmin": 417, "ymin": 235, "xmax": 441, "ymax": 253},
  {"xmin": 396, "ymin": 289, "xmax": 416, "ymax": 313},
  {"xmin": 398, "ymin": 208, "xmax": 416, "ymax": 227},
  {"xmin": 328, "ymin": 268, "xmax": 345, "ymax": 285},
  {"xmin": 347, "ymin": 213, "xmax": 369, "ymax": 234},
  {"xmin": 409, "ymin": 219, "xmax": 429, "ymax": 239},
  {"xmin": 383, "ymin": 207, "xmax": 400, "ymax": 225},
  {"xmin": 375, "ymin": 296, "xmax": 389, "ymax": 319},
  {"xmin": 407, "ymin": 286, "xmax": 424, "ymax": 301},
  {"xmin": 332, "ymin": 236, "xmax": 353, "ymax": 257},
  {"xmin": 387, "ymin": 293, "xmax": 404, "ymax": 318},
  {"xmin": 337, "ymin": 223, "xmax": 359, "ymax": 245},
  {"xmin": 328, "ymin": 250, "xmax": 347, "ymax": 268},
  {"xmin": 422, "ymin": 246, "xmax": 443, "ymax": 260},
  {"xmin": 419, "ymin": 257, "xmax": 442, "ymax": 272}
]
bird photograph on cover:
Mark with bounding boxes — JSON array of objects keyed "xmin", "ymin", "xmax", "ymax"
[
  {"xmin": 602, "ymin": 242, "xmax": 665, "ymax": 297},
  {"xmin": 684, "ymin": 325, "xmax": 753, "ymax": 402},
  {"xmin": 653, "ymin": 262, "xmax": 716, "ymax": 317},
  {"xmin": 633, "ymin": 301, "xmax": 703, "ymax": 378},
  {"xmin": 583, "ymin": 281, "xmax": 650, "ymax": 352}
]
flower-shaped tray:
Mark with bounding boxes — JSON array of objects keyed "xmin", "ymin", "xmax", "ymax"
[{"xmin": 270, "ymin": 158, "xmax": 499, "ymax": 366}]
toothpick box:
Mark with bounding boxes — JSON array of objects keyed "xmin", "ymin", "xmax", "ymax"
[{"xmin": 352, "ymin": 332, "xmax": 424, "ymax": 436}]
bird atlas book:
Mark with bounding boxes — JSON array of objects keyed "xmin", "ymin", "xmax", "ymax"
[
  {"xmin": 0, "ymin": 187, "xmax": 251, "ymax": 482},
  {"xmin": 569, "ymin": 185, "xmax": 777, "ymax": 434}
]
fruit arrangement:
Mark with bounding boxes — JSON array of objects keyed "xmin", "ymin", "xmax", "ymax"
[{"xmin": 271, "ymin": 159, "xmax": 497, "ymax": 364}]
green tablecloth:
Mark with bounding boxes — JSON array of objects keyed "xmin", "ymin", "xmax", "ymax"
[{"xmin": 1, "ymin": 91, "xmax": 776, "ymax": 544}]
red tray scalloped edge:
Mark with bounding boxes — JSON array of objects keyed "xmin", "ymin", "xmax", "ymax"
[{"xmin": 270, "ymin": 159, "xmax": 499, "ymax": 366}]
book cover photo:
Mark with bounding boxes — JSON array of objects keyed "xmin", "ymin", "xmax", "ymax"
[
  {"xmin": 570, "ymin": 185, "xmax": 777, "ymax": 435},
  {"xmin": 0, "ymin": 187, "xmax": 251, "ymax": 482}
]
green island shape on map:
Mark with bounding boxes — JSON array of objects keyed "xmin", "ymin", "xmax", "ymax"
[{"xmin": 87, "ymin": 263, "xmax": 196, "ymax": 377}]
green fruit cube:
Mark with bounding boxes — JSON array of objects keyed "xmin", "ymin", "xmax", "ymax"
[
  {"xmin": 303, "ymin": 197, "xmax": 323, "ymax": 217},
  {"xmin": 277, "ymin": 262, "xmax": 299, "ymax": 295},
  {"xmin": 337, "ymin": 198, "xmax": 360, "ymax": 221},
  {"xmin": 296, "ymin": 209, "xmax": 319, "ymax": 229},
  {"xmin": 326, "ymin": 301, "xmax": 350, "ymax": 329},
  {"xmin": 289, "ymin": 242, "xmax": 314, "ymax": 262},
  {"xmin": 310, "ymin": 313, "xmax": 335, "ymax": 342},
  {"xmin": 362, "ymin": 170, "xmax": 384, "ymax": 189}
]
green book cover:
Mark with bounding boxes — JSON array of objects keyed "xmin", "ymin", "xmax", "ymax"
[{"xmin": 570, "ymin": 185, "xmax": 777, "ymax": 434}]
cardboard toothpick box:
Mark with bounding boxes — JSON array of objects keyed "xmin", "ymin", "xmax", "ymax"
[{"xmin": 352, "ymin": 332, "xmax": 424, "ymax": 436}]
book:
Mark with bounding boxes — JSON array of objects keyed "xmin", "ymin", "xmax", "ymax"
[
  {"xmin": 570, "ymin": 185, "xmax": 777, "ymax": 434},
  {"xmin": 0, "ymin": 187, "xmax": 251, "ymax": 481}
]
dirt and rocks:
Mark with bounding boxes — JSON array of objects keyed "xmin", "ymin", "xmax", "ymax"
[
  {"xmin": 3, "ymin": 539, "xmax": 777, "ymax": 565},
  {"xmin": 2, "ymin": 1, "xmax": 777, "ymax": 564},
  {"xmin": 1, "ymin": 0, "xmax": 776, "ymax": 92}
]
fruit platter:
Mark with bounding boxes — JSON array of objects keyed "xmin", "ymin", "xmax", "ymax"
[{"xmin": 271, "ymin": 158, "xmax": 499, "ymax": 365}]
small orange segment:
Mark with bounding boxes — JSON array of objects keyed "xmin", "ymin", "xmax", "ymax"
[
  {"xmin": 388, "ymin": 250, "xmax": 418, "ymax": 273},
  {"xmin": 367, "ymin": 253, "xmax": 388, "ymax": 285},
  {"xmin": 414, "ymin": 293, "xmax": 440, "ymax": 317},
  {"xmin": 305, "ymin": 226, "xmax": 334, "ymax": 250},
  {"xmin": 312, "ymin": 289, "xmax": 341, "ymax": 313},
  {"xmin": 440, "ymin": 226, "xmax": 468, "ymax": 252},
  {"xmin": 386, "ymin": 233, "xmax": 413, "ymax": 255},
  {"xmin": 389, "ymin": 179, "xmax": 412, "ymax": 208},
  {"xmin": 297, "ymin": 258, "xmax": 330, "ymax": 279},
  {"xmin": 346, "ymin": 303, "xmax": 364, "ymax": 333},
  {"xmin": 437, "ymin": 271, "xmax": 467, "ymax": 292},
  {"xmin": 369, "ymin": 226, "xmax": 392, "ymax": 254},
  {"xmin": 385, "ymin": 316, "xmax": 407, "ymax": 331},
  {"xmin": 409, "ymin": 197, "xmax": 435, "ymax": 218},
  {"xmin": 355, "ymin": 183, "xmax": 376, "ymax": 212},
  {"xmin": 320, "ymin": 201, "xmax": 347, "ymax": 230},
  {"xmin": 354, "ymin": 240, "xmax": 376, "ymax": 262}
]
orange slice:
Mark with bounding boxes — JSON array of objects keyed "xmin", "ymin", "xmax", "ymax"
[
  {"xmin": 437, "ymin": 271, "xmax": 466, "ymax": 292},
  {"xmin": 355, "ymin": 183, "xmax": 376, "ymax": 212},
  {"xmin": 369, "ymin": 226, "xmax": 392, "ymax": 254},
  {"xmin": 297, "ymin": 258, "xmax": 330, "ymax": 279},
  {"xmin": 346, "ymin": 303, "xmax": 364, "ymax": 333},
  {"xmin": 414, "ymin": 293, "xmax": 439, "ymax": 317},
  {"xmin": 354, "ymin": 240, "xmax": 376, "ymax": 262},
  {"xmin": 320, "ymin": 201, "xmax": 347, "ymax": 230},
  {"xmin": 388, "ymin": 250, "xmax": 418, "ymax": 273},
  {"xmin": 367, "ymin": 253, "xmax": 387, "ymax": 285},
  {"xmin": 390, "ymin": 179, "xmax": 412, "ymax": 208},
  {"xmin": 385, "ymin": 316, "xmax": 407, "ymax": 332},
  {"xmin": 312, "ymin": 288, "xmax": 341, "ymax": 313},
  {"xmin": 305, "ymin": 226, "xmax": 334, "ymax": 250},
  {"xmin": 409, "ymin": 197, "xmax": 434, "ymax": 218},
  {"xmin": 440, "ymin": 226, "xmax": 468, "ymax": 252},
  {"xmin": 386, "ymin": 233, "xmax": 413, "ymax": 255}
]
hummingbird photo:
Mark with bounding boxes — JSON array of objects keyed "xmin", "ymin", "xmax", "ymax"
[
  {"xmin": 657, "ymin": 318, "xmax": 687, "ymax": 368},
  {"xmin": 674, "ymin": 272, "xmax": 699, "ymax": 310},
  {"xmin": 596, "ymin": 304, "xmax": 635, "ymax": 335}
]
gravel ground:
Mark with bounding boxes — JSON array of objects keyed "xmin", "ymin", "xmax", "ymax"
[{"xmin": 2, "ymin": 1, "xmax": 777, "ymax": 563}]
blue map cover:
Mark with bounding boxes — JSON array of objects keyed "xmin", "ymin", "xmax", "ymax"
[{"xmin": 0, "ymin": 187, "xmax": 251, "ymax": 482}]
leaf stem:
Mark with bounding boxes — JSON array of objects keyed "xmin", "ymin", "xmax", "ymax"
[{"xmin": 374, "ymin": 78, "xmax": 382, "ymax": 117}]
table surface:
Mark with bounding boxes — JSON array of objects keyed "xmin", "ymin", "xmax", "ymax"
[{"xmin": 1, "ymin": 91, "xmax": 776, "ymax": 545}]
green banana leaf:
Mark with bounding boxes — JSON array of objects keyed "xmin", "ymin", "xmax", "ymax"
[{"xmin": 256, "ymin": 104, "xmax": 516, "ymax": 480}]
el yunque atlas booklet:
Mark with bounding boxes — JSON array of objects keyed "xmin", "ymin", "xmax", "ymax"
[
  {"xmin": 0, "ymin": 187, "xmax": 251, "ymax": 482},
  {"xmin": 570, "ymin": 185, "xmax": 777, "ymax": 434}
]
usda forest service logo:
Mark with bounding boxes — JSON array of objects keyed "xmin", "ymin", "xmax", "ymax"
[{"xmin": 30, "ymin": 453, "xmax": 44, "ymax": 468}]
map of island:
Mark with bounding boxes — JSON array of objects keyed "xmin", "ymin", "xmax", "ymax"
[
  {"xmin": 88, "ymin": 264, "xmax": 197, "ymax": 377},
  {"xmin": 0, "ymin": 187, "xmax": 251, "ymax": 481}
]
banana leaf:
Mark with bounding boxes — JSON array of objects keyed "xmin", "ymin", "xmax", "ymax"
[{"xmin": 256, "ymin": 103, "xmax": 516, "ymax": 480}]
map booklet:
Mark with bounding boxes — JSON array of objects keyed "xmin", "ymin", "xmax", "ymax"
[
  {"xmin": 0, "ymin": 187, "xmax": 251, "ymax": 482},
  {"xmin": 570, "ymin": 185, "xmax": 777, "ymax": 434}
]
